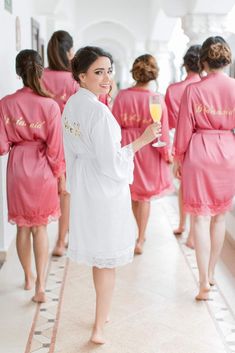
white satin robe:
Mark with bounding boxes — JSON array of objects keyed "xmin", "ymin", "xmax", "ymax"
[{"xmin": 63, "ymin": 88, "xmax": 135, "ymax": 268}]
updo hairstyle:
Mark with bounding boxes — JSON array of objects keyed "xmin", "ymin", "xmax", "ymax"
[
  {"xmin": 131, "ymin": 54, "xmax": 159, "ymax": 83},
  {"xmin": 200, "ymin": 36, "xmax": 232, "ymax": 69},
  {"xmin": 183, "ymin": 45, "xmax": 201, "ymax": 73}
]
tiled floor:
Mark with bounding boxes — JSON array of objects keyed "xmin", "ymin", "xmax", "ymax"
[{"xmin": 0, "ymin": 195, "xmax": 235, "ymax": 353}]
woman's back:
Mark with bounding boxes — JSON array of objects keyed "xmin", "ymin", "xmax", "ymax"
[
  {"xmin": 0, "ymin": 86, "xmax": 60, "ymax": 146},
  {"xmin": 112, "ymin": 86, "xmax": 172, "ymax": 201},
  {"xmin": 165, "ymin": 73, "xmax": 200, "ymax": 129},
  {"xmin": 113, "ymin": 87, "xmax": 154, "ymax": 128},
  {"xmin": 186, "ymin": 72, "xmax": 235, "ymax": 130}
]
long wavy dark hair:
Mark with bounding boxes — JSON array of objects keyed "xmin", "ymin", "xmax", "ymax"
[
  {"xmin": 16, "ymin": 49, "xmax": 50, "ymax": 97},
  {"xmin": 47, "ymin": 30, "xmax": 73, "ymax": 71}
]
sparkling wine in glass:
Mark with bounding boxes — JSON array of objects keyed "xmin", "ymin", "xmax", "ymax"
[{"xmin": 149, "ymin": 95, "xmax": 166, "ymax": 147}]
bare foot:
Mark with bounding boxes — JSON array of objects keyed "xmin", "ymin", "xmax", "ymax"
[
  {"xmin": 173, "ymin": 227, "xmax": 185, "ymax": 235},
  {"xmin": 195, "ymin": 285, "xmax": 210, "ymax": 301},
  {"xmin": 32, "ymin": 291, "xmax": 46, "ymax": 303},
  {"xmin": 185, "ymin": 238, "xmax": 194, "ymax": 249},
  {"xmin": 106, "ymin": 316, "xmax": 110, "ymax": 323},
  {"xmin": 52, "ymin": 244, "xmax": 66, "ymax": 257},
  {"xmin": 134, "ymin": 242, "xmax": 144, "ymax": 255},
  {"xmin": 90, "ymin": 329, "xmax": 106, "ymax": 345},
  {"xmin": 209, "ymin": 277, "xmax": 216, "ymax": 286},
  {"xmin": 24, "ymin": 273, "xmax": 35, "ymax": 290}
]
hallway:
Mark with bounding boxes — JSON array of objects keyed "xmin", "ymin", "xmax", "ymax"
[{"xmin": 1, "ymin": 194, "xmax": 235, "ymax": 353}]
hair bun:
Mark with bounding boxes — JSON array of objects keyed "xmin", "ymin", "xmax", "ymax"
[
  {"xmin": 131, "ymin": 54, "xmax": 159, "ymax": 83},
  {"xmin": 208, "ymin": 43, "xmax": 225, "ymax": 60},
  {"xmin": 183, "ymin": 45, "xmax": 201, "ymax": 73},
  {"xmin": 200, "ymin": 36, "xmax": 232, "ymax": 69}
]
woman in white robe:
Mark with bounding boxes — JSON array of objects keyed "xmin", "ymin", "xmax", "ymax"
[{"xmin": 62, "ymin": 46, "xmax": 161, "ymax": 344}]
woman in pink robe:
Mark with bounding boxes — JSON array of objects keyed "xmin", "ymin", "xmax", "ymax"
[
  {"xmin": 0, "ymin": 50, "xmax": 65, "ymax": 303},
  {"xmin": 112, "ymin": 54, "xmax": 172, "ymax": 255},
  {"xmin": 174, "ymin": 36, "xmax": 235, "ymax": 300},
  {"xmin": 165, "ymin": 45, "xmax": 201, "ymax": 248},
  {"xmin": 42, "ymin": 31, "xmax": 79, "ymax": 257}
]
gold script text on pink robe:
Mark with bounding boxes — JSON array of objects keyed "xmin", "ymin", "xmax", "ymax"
[
  {"xmin": 174, "ymin": 72, "xmax": 235, "ymax": 215},
  {"xmin": 112, "ymin": 87, "xmax": 172, "ymax": 201},
  {"xmin": 165, "ymin": 73, "xmax": 200, "ymax": 129},
  {"xmin": 0, "ymin": 87, "xmax": 66, "ymax": 226},
  {"xmin": 42, "ymin": 68, "xmax": 79, "ymax": 112}
]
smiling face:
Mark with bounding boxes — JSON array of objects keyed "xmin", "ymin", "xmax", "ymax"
[{"xmin": 79, "ymin": 56, "xmax": 113, "ymax": 96}]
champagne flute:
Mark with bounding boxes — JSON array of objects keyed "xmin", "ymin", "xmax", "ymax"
[{"xmin": 149, "ymin": 95, "xmax": 166, "ymax": 147}]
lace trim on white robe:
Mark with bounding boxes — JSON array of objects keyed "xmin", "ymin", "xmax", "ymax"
[{"xmin": 67, "ymin": 247, "xmax": 134, "ymax": 268}]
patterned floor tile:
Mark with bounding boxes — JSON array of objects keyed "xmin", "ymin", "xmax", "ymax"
[
  {"xmin": 25, "ymin": 255, "xmax": 68, "ymax": 353},
  {"xmin": 162, "ymin": 197, "xmax": 235, "ymax": 353}
]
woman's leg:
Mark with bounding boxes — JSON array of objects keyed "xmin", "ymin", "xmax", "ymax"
[
  {"xmin": 52, "ymin": 193, "xmax": 70, "ymax": 256},
  {"xmin": 132, "ymin": 200, "xmax": 139, "ymax": 224},
  {"xmin": 31, "ymin": 225, "xmax": 49, "ymax": 303},
  {"xmin": 208, "ymin": 213, "xmax": 226, "ymax": 285},
  {"xmin": 174, "ymin": 183, "xmax": 186, "ymax": 235},
  {"xmin": 185, "ymin": 215, "xmax": 195, "ymax": 249},
  {"xmin": 16, "ymin": 226, "xmax": 34, "ymax": 290},
  {"xmin": 135, "ymin": 201, "xmax": 150, "ymax": 254},
  {"xmin": 91, "ymin": 267, "xmax": 115, "ymax": 344},
  {"xmin": 193, "ymin": 215, "xmax": 211, "ymax": 300}
]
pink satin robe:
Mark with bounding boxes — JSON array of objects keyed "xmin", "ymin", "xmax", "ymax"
[
  {"xmin": 99, "ymin": 94, "xmax": 110, "ymax": 108},
  {"xmin": 42, "ymin": 69, "xmax": 109, "ymax": 111},
  {"xmin": 0, "ymin": 87, "xmax": 66, "ymax": 226},
  {"xmin": 42, "ymin": 68, "xmax": 79, "ymax": 112},
  {"xmin": 112, "ymin": 87, "xmax": 173, "ymax": 201},
  {"xmin": 165, "ymin": 73, "xmax": 201, "ymax": 129},
  {"xmin": 174, "ymin": 72, "xmax": 235, "ymax": 215}
]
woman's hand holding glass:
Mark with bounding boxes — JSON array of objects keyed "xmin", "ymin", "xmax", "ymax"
[
  {"xmin": 140, "ymin": 122, "xmax": 162, "ymax": 145},
  {"xmin": 149, "ymin": 95, "xmax": 166, "ymax": 147}
]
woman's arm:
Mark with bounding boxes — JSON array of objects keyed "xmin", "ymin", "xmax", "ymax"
[
  {"xmin": 173, "ymin": 85, "xmax": 195, "ymax": 162},
  {"xmin": 165, "ymin": 87, "xmax": 177, "ymax": 129},
  {"xmin": 0, "ymin": 105, "xmax": 11, "ymax": 155},
  {"xmin": 46, "ymin": 103, "xmax": 66, "ymax": 178},
  {"xmin": 92, "ymin": 110, "xmax": 161, "ymax": 182},
  {"xmin": 131, "ymin": 123, "xmax": 161, "ymax": 153}
]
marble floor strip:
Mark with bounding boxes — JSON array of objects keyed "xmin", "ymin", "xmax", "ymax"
[
  {"xmin": 163, "ymin": 197, "xmax": 235, "ymax": 353},
  {"xmin": 24, "ymin": 256, "xmax": 69, "ymax": 353}
]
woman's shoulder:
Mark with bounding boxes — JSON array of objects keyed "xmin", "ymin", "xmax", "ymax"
[
  {"xmin": 0, "ymin": 90, "xmax": 18, "ymax": 105},
  {"xmin": 0, "ymin": 88, "xmax": 60, "ymax": 118},
  {"xmin": 166, "ymin": 79, "xmax": 190, "ymax": 95},
  {"xmin": 114, "ymin": 88, "xmax": 129, "ymax": 99},
  {"xmin": 115, "ymin": 87, "xmax": 152, "ymax": 102},
  {"xmin": 65, "ymin": 89, "xmax": 109, "ymax": 115},
  {"xmin": 43, "ymin": 68, "xmax": 71, "ymax": 76},
  {"xmin": 43, "ymin": 68, "xmax": 75, "ymax": 83}
]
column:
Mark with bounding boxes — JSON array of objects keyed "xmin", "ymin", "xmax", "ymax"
[
  {"xmin": 147, "ymin": 40, "xmax": 175, "ymax": 94},
  {"xmin": 181, "ymin": 13, "xmax": 229, "ymax": 46}
]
